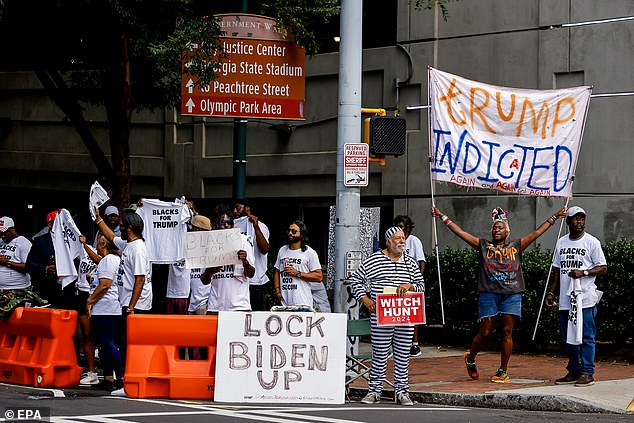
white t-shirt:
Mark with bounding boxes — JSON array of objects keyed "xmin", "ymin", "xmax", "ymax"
[
  {"xmin": 89, "ymin": 254, "xmax": 122, "ymax": 315},
  {"xmin": 311, "ymin": 281, "xmax": 331, "ymax": 312},
  {"xmin": 206, "ymin": 234, "xmax": 254, "ymax": 311},
  {"xmin": 113, "ymin": 237, "xmax": 153, "ymax": 311},
  {"xmin": 553, "ymin": 232, "xmax": 607, "ymax": 310},
  {"xmin": 406, "ymin": 235, "xmax": 426, "ymax": 264},
  {"xmin": 167, "ymin": 260, "xmax": 191, "ymax": 299},
  {"xmin": 77, "ymin": 247, "xmax": 98, "ymax": 293},
  {"xmin": 274, "ymin": 245, "xmax": 322, "ymax": 307},
  {"xmin": 188, "ymin": 268, "xmax": 207, "ymax": 312},
  {"xmin": 51, "ymin": 209, "xmax": 83, "ymax": 288},
  {"xmin": 136, "ymin": 199, "xmax": 191, "ymax": 263},
  {"xmin": 0, "ymin": 235, "xmax": 32, "ymax": 290},
  {"xmin": 234, "ymin": 216, "xmax": 270, "ymax": 286}
]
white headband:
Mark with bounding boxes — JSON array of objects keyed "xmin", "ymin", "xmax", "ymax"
[{"xmin": 384, "ymin": 226, "xmax": 402, "ymax": 240}]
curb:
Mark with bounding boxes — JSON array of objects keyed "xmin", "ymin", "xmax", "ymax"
[{"xmin": 348, "ymin": 387, "xmax": 626, "ymax": 414}]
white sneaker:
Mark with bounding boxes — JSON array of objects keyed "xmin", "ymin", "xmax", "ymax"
[
  {"xmin": 110, "ymin": 387, "xmax": 127, "ymax": 397},
  {"xmin": 397, "ymin": 393, "xmax": 414, "ymax": 406},
  {"xmin": 360, "ymin": 393, "xmax": 380, "ymax": 404},
  {"xmin": 80, "ymin": 371, "xmax": 99, "ymax": 385}
]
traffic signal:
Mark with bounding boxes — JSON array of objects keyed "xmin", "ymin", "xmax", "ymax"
[{"xmin": 368, "ymin": 116, "xmax": 406, "ymax": 156}]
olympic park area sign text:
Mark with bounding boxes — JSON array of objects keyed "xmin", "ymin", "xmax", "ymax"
[{"xmin": 182, "ymin": 37, "xmax": 306, "ymax": 120}]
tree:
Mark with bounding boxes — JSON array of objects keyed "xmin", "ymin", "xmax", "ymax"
[
  {"xmin": 415, "ymin": 0, "xmax": 456, "ymax": 20},
  {"xmin": 0, "ymin": 0, "xmax": 451, "ymax": 209},
  {"xmin": 0, "ymin": 0, "xmax": 339, "ymax": 209}
]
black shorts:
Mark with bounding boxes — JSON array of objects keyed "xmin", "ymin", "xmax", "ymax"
[
  {"xmin": 60, "ymin": 282, "xmax": 89, "ymax": 316},
  {"xmin": 75, "ymin": 290, "xmax": 90, "ymax": 316}
]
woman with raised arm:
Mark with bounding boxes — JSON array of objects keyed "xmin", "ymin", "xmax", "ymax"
[
  {"xmin": 431, "ymin": 205, "xmax": 566, "ymax": 383},
  {"xmin": 83, "ymin": 234, "xmax": 123, "ymax": 391}
]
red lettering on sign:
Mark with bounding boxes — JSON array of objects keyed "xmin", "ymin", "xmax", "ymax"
[{"xmin": 376, "ymin": 293, "xmax": 426, "ymax": 326}]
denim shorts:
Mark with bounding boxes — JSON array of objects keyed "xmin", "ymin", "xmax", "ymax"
[{"xmin": 478, "ymin": 292, "xmax": 522, "ymax": 321}]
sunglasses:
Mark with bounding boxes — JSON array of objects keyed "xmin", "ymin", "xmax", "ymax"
[
  {"xmin": 219, "ymin": 219, "xmax": 232, "ymax": 226},
  {"xmin": 287, "ymin": 228, "xmax": 299, "ymax": 234}
]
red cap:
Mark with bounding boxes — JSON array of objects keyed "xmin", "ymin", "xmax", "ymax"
[{"xmin": 46, "ymin": 210, "xmax": 59, "ymax": 224}]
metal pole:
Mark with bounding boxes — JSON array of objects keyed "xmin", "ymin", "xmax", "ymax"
[
  {"xmin": 427, "ymin": 67, "xmax": 445, "ymax": 325},
  {"xmin": 334, "ymin": 0, "xmax": 362, "ymax": 316},
  {"xmin": 233, "ymin": 118, "xmax": 247, "ymax": 200},
  {"xmin": 232, "ymin": 0, "xmax": 249, "ymax": 200},
  {"xmin": 532, "ymin": 198, "xmax": 569, "ymax": 340}
]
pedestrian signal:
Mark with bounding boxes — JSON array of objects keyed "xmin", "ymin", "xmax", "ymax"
[{"xmin": 368, "ymin": 116, "xmax": 406, "ymax": 156}]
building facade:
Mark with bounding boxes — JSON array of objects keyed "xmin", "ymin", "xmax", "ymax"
[{"xmin": 0, "ymin": 0, "xmax": 632, "ymax": 255}]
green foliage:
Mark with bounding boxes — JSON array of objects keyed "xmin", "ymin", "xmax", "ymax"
[
  {"xmin": 0, "ymin": 0, "xmax": 341, "ymax": 206},
  {"xmin": 424, "ymin": 240, "xmax": 633, "ymax": 349},
  {"xmin": 260, "ymin": 0, "xmax": 340, "ymax": 56},
  {"xmin": 88, "ymin": 2, "xmax": 225, "ymax": 110},
  {"xmin": 413, "ymin": 0, "xmax": 456, "ymax": 20},
  {"xmin": 514, "ymin": 245, "xmax": 560, "ymax": 349},
  {"xmin": 0, "ymin": 0, "xmax": 340, "ymax": 111},
  {"xmin": 424, "ymin": 247, "xmax": 478, "ymax": 345},
  {"xmin": 600, "ymin": 239, "xmax": 634, "ymax": 344}
]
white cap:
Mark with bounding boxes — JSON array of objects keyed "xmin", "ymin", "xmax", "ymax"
[
  {"xmin": 104, "ymin": 205, "xmax": 119, "ymax": 216},
  {"xmin": 0, "ymin": 216, "xmax": 15, "ymax": 233},
  {"xmin": 566, "ymin": 206, "xmax": 586, "ymax": 218}
]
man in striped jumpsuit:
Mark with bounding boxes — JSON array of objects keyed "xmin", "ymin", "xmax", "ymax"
[{"xmin": 350, "ymin": 226, "xmax": 425, "ymax": 406}]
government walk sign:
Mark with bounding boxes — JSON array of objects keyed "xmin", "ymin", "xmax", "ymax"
[{"xmin": 429, "ymin": 67, "xmax": 592, "ymax": 198}]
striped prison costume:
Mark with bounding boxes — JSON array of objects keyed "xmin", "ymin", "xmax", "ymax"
[{"xmin": 349, "ymin": 250, "xmax": 425, "ymax": 396}]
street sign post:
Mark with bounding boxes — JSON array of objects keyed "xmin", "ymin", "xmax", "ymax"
[
  {"xmin": 181, "ymin": 37, "xmax": 305, "ymax": 120},
  {"xmin": 181, "ymin": 13, "xmax": 307, "ymax": 199},
  {"xmin": 343, "ymin": 143, "xmax": 369, "ymax": 187}
]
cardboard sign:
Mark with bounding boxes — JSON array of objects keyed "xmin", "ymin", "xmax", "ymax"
[
  {"xmin": 184, "ymin": 228, "xmax": 241, "ymax": 269},
  {"xmin": 376, "ymin": 293, "xmax": 425, "ymax": 326},
  {"xmin": 214, "ymin": 311, "xmax": 346, "ymax": 404}
]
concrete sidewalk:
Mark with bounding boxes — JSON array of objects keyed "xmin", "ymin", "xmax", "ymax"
[{"xmin": 349, "ymin": 344, "xmax": 634, "ymax": 413}]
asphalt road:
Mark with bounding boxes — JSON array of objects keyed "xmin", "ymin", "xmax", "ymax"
[{"xmin": 0, "ymin": 384, "xmax": 630, "ymax": 423}]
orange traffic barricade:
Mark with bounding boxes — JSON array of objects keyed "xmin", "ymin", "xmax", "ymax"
[
  {"xmin": 124, "ymin": 314, "xmax": 218, "ymax": 399},
  {"xmin": 0, "ymin": 307, "xmax": 81, "ymax": 387}
]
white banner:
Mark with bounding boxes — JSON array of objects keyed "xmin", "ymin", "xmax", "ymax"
[
  {"xmin": 429, "ymin": 68, "xmax": 591, "ymax": 198},
  {"xmin": 214, "ymin": 311, "xmax": 346, "ymax": 404},
  {"xmin": 184, "ymin": 228, "xmax": 241, "ymax": 269}
]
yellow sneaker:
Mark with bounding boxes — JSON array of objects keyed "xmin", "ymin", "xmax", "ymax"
[{"xmin": 490, "ymin": 368, "xmax": 510, "ymax": 383}]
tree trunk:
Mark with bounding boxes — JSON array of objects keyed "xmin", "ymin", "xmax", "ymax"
[
  {"xmin": 104, "ymin": 24, "xmax": 134, "ymax": 211},
  {"xmin": 34, "ymin": 70, "xmax": 115, "ymax": 190}
]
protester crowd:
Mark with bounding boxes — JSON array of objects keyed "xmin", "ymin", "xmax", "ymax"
[
  {"xmin": 0, "ymin": 198, "xmax": 328, "ymax": 393},
  {"xmin": 0, "ymin": 202, "xmax": 606, "ymax": 401}
]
